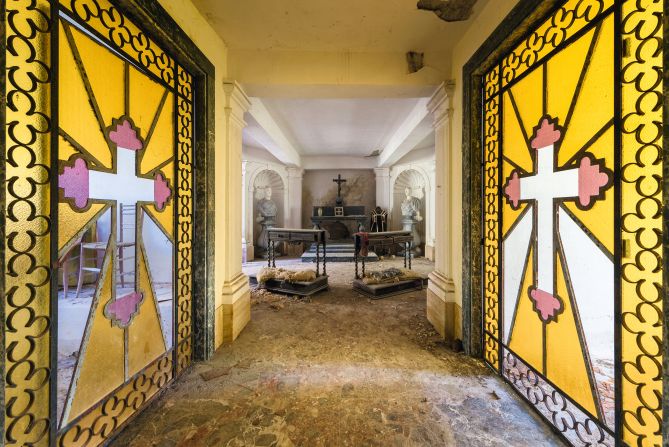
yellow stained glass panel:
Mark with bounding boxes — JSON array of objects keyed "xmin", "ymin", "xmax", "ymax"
[
  {"xmin": 507, "ymin": 246, "xmax": 542, "ymax": 372},
  {"xmin": 620, "ymin": 2, "xmax": 664, "ymax": 443},
  {"xmin": 58, "ymin": 0, "xmax": 175, "ymax": 87},
  {"xmin": 502, "ymin": 0, "xmax": 614, "ymax": 86},
  {"xmin": 139, "ymin": 93, "xmax": 175, "ymax": 176},
  {"xmin": 502, "ymin": 92, "xmax": 533, "ymax": 173},
  {"xmin": 546, "ymin": 26, "xmax": 596, "ymax": 127},
  {"xmin": 63, "ymin": 245, "xmax": 125, "ymax": 424},
  {"xmin": 545, "ymin": 254, "xmax": 598, "ymax": 417},
  {"xmin": 68, "ymin": 22, "xmax": 125, "ymax": 127},
  {"xmin": 58, "ymin": 21, "xmax": 111, "ymax": 169},
  {"xmin": 508, "ymin": 68, "xmax": 543, "ymax": 143},
  {"xmin": 4, "ymin": 2, "xmax": 53, "ymax": 445},
  {"xmin": 128, "ymin": 244, "xmax": 169, "ymax": 376},
  {"xmin": 558, "ymin": 15, "xmax": 614, "ymax": 166}
]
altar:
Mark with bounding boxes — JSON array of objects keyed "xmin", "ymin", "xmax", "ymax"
[
  {"xmin": 301, "ymin": 174, "xmax": 378, "ymax": 263},
  {"xmin": 310, "ymin": 206, "xmax": 367, "ymax": 235}
]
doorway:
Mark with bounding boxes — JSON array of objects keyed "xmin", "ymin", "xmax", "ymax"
[
  {"xmin": 464, "ymin": 1, "xmax": 665, "ymax": 445},
  {"xmin": 2, "ymin": 1, "xmax": 215, "ymax": 445}
]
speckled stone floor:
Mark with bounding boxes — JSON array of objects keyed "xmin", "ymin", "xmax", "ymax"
[{"xmin": 114, "ymin": 258, "xmax": 563, "ymax": 446}]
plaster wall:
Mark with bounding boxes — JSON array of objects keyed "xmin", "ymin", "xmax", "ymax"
[
  {"xmin": 157, "ymin": 0, "xmax": 249, "ymax": 348},
  {"xmin": 229, "ymin": 50, "xmax": 449, "ymax": 97},
  {"xmin": 395, "ymin": 146, "xmax": 435, "ymax": 165},
  {"xmin": 449, "ymin": 0, "xmax": 519, "ymax": 308},
  {"xmin": 301, "ymin": 170, "xmax": 376, "ymax": 233},
  {"xmin": 243, "ymin": 145, "xmax": 284, "ymax": 164}
]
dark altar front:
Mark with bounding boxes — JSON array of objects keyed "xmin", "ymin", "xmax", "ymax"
[
  {"xmin": 310, "ymin": 206, "xmax": 367, "ymax": 240},
  {"xmin": 303, "ymin": 174, "xmax": 377, "ymax": 263}
]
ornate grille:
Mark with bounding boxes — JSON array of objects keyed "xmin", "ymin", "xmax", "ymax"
[
  {"xmin": 481, "ymin": 0, "xmax": 664, "ymax": 445},
  {"xmin": 3, "ymin": 2, "xmax": 196, "ymax": 446}
]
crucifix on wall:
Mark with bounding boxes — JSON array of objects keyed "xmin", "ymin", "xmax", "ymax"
[{"xmin": 333, "ymin": 174, "xmax": 346, "ymax": 205}]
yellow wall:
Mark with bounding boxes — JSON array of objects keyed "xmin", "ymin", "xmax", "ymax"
[
  {"xmin": 229, "ymin": 49, "xmax": 449, "ymax": 96},
  {"xmin": 157, "ymin": 0, "xmax": 232, "ymax": 343},
  {"xmin": 449, "ymin": 0, "xmax": 520, "ymax": 307}
]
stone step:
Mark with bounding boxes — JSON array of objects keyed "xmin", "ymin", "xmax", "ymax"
[{"xmin": 301, "ymin": 243, "xmax": 378, "ymax": 263}]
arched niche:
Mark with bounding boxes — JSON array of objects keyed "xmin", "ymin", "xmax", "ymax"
[
  {"xmin": 391, "ymin": 168, "xmax": 428, "ymax": 254},
  {"xmin": 251, "ymin": 169, "xmax": 286, "ymax": 258}
]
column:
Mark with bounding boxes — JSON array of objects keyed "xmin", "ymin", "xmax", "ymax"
[
  {"xmin": 425, "ymin": 165, "xmax": 436, "ymax": 261},
  {"xmin": 216, "ymin": 81, "xmax": 251, "ymax": 347},
  {"xmin": 286, "ymin": 167, "xmax": 304, "ymax": 229},
  {"xmin": 244, "ymin": 162, "xmax": 257, "ymax": 261},
  {"xmin": 241, "ymin": 161, "xmax": 248, "ymax": 263},
  {"xmin": 426, "ymin": 81, "xmax": 457, "ymax": 341},
  {"xmin": 374, "ymin": 167, "xmax": 391, "ymax": 224}
]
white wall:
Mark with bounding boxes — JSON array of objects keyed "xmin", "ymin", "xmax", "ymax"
[{"xmin": 242, "ymin": 152, "xmax": 292, "ymax": 259}]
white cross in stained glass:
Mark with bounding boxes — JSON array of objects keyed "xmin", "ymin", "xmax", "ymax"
[
  {"xmin": 59, "ymin": 118, "xmax": 172, "ymax": 327},
  {"xmin": 503, "ymin": 116, "xmax": 611, "ymax": 323}
]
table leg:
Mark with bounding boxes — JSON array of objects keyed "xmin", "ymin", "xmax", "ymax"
[
  {"xmin": 354, "ymin": 250, "xmax": 359, "ymax": 279},
  {"xmin": 272, "ymin": 241, "xmax": 276, "ymax": 268},
  {"xmin": 404, "ymin": 242, "xmax": 408, "ymax": 268},
  {"xmin": 409, "ymin": 244, "xmax": 412, "ymax": 269},
  {"xmin": 316, "ymin": 242, "xmax": 320, "ymax": 276},
  {"xmin": 323, "ymin": 240, "xmax": 327, "ymax": 276}
]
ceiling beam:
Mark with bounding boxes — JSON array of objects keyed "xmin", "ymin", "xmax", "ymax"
[
  {"xmin": 301, "ymin": 155, "xmax": 378, "ymax": 170},
  {"xmin": 247, "ymin": 98, "xmax": 302, "ymax": 167},
  {"xmin": 377, "ymin": 98, "xmax": 433, "ymax": 167}
]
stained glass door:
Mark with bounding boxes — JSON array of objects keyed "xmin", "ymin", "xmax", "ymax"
[
  {"xmin": 4, "ymin": 0, "xmax": 194, "ymax": 445},
  {"xmin": 55, "ymin": 1, "xmax": 193, "ymax": 443},
  {"xmin": 481, "ymin": 1, "xmax": 663, "ymax": 446}
]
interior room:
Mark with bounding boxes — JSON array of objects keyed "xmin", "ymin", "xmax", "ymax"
[{"xmin": 3, "ymin": 0, "xmax": 666, "ymax": 446}]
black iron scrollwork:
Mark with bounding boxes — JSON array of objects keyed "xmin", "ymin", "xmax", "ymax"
[
  {"xmin": 619, "ymin": 0, "xmax": 664, "ymax": 445},
  {"xmin": 501, "ymin": 0, "xmax": 610, "ymax": 86},
  {"xmin": 5, "ymin": 1, "xmax": 54, "ymax": 445},
  {"xmin": 503, "ymin": 350, "xmax": 614, "ymax": 447},
  {"xmin": 483, "ymin": 75, "xmax": 500, "ymax": 368},
  {"xmin": 176, "ymin": 73, "xmax": 194, "ymax": 373},
  {"xmin": 57, "ymin": 355, "xmax": 173, "ymax": 446},
  {"xmin": 61, "ymin": 0, "xmax": 176, "ymax": 87}
]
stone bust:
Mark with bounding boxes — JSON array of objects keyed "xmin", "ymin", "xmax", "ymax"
[
  {"xmin": 256, "ymin": 186, "xmax": 277, "ymax": 221},
  {"xmin": 400, "ymin": 187, "xmax": 423, "ymax": 221}
]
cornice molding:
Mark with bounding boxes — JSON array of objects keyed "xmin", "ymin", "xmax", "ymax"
[{"xmin": 427, "ymin": 81, "xmax": 455, "ymax": 127}]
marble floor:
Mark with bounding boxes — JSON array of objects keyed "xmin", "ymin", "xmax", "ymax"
[{"xmin": 114, "ymin": 258, "xmax": 563, "ymax": 446}]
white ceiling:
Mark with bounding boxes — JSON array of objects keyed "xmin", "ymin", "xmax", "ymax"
[
  {"xmin": 253, "ymin": 98, "xmax": 426, "ymax": 156},
  {"xmin": 192, "ymin": 0, "xmax": 473, "ymax": 53},
  {"xmin": 205, "ymin": 0, "xmax": 476, "ymax": 163}
]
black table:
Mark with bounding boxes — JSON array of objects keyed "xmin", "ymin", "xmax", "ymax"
[
  {"xmin": 352, "ymin": 231, "xmax": 422, "ymax": 299},
  {"xmin": 261, "ymin": 228, "xmax": 329, "ymax": 297},
  {"xmin": 353, "ymin": 231, "xmax": 413, "ymax": 279},
  {"xmin": 268, "ymin": 228, "xmax": 327, "ymax": 276}
]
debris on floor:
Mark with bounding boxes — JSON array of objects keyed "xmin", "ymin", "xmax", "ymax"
[{"xmin": 115, "ymin": 258, "xmax": 563, "ymax": 447}]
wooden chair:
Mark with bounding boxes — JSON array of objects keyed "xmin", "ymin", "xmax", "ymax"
[
  {"xmin": 75, "ymin": 203, "xmax": 136, "ymax": 298},
  {"xmin": 58, "ymin": 243, "xmax": 82, "ymax": 298}
]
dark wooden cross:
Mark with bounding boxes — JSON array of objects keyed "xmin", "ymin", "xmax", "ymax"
[{"xmin": 333, "ymin": 174, "xmax": 347, "ymax": 198}]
